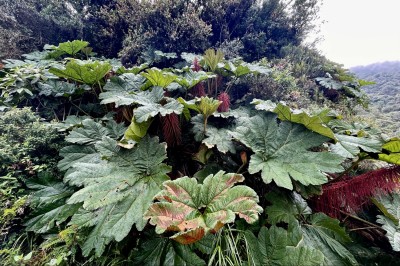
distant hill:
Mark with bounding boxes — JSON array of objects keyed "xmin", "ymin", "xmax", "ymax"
[{"xmin": 351, "ymin": 61, "xmax": 400, "ymax": 136}]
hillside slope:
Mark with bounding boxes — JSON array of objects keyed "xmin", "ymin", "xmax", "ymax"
[{"xmin": 351, "ymin": 61, "xmax": 400, "ymax": 136}]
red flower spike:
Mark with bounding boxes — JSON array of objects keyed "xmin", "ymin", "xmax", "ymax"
[
  {"xmin": 192, "ymin": 83, "xmax": 206, "ymax": 97},
  {"xmin": 161, "ymin": 113, "xmax": 182, "ymax": 147},
  {"xmin": 312, "ymin": 166, "xmax": 400, "ymax": 219},
  {"xmin": 192, "ymin": 57, "xmax": 202, "ymax": 72},
  {"xmin": 217, "ymin": 92, "xmax": 230, "ymax": 112}
]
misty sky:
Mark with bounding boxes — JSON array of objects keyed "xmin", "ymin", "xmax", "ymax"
[{"xmin": 311, "ymin": 0, "xmax": 400, "ymax": 68}]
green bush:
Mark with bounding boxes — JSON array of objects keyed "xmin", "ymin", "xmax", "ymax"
[{"xmin": 0, "ymin": 108, "xmax": 62, "ymax": 252}]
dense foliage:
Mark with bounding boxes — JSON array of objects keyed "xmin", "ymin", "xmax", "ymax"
[
  {"xmin": 0, "ymin": 0, "xmax": 320, "ymax": 65},
  {"xmin": 0, "ymin": 39, "xmax": 399, "ymax": 265},
  {"xmin": 1, "ymin": 0, "xmax": 400, "ymax": 264}
]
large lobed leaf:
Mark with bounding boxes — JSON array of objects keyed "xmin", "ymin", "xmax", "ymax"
[
  {"xmin": 266, "ymin": 191, "xmax": 357, "ymax": 266},
  {"xmin": 379, "ymin": 138, "xmax": 400, "ymax": 165},
  {"xmin": 57, "ymin": 118, "xmax": 171, "ymax": 256},
  {"xmin": 145, "ymin": 171, "xmax": 262, "ymax": 244},
  {"xmin": 133, "ymin": 236, "xmax": 206, "ymax": 266},
  {"xmin": 65, "ymin": 119, "xmax": 110, "ymax": 144},
  {"xmin": 24, "ymin": 173, "xmax": 81, "ymax": 234},
  {"xmin": 47, "ymin": 40, "xmax": 89, "ymax": 57},
  {"xmin": 49, "ymin": 59, "xmax": 112, "ymax": 85},
  {"xmin": 331, "ymin": 134, "xmax": 382, "ymax": 158},
  {"xmin": 245, "ymin": 226, "xmax": 324, "ymax": 266},
  {"xmin": 65, "ymin": 136, "xmax": 170, "ymax": 255},
  {"xmin": 265, "ymin": 191, "xmax": 312, "ymax": 225},
  {"xmin": 104, "ymin": 86, "xmax": 183, "ymax": 123},
  {"xmin": 38, "ymin": 80, "xmax": 77, "ymax": 97},
  {"xmin": 301, "ymin": 213, "xmax": 357, "ymax": 266},
  {"xmin": 58, "ymin": 118, "xmax": 125, "ymax": 171},
  {"xmin": 176, "ymin": 71, "xmax": 213, "ymax": 89},
  {"xmin": 99, "ymin": 74, "xmax": 145, "ymax": 107},
  {"xmin": 232, "ymin": 113, "xmax": 344, "ymax": 190},
  {"xmin": 141, "ymin": 68, "xmax": 177, "ymax": 88},
  {"xmin": 374, "ymin": 193, "xmax": 400, "ymax": 251},
  {"xmin": 252, "ymin": 99, "xmax": 337, "ymax": 140},
  {"xmin": 191, "ymin": 114, "xmax": 236, "ymax": 154}
]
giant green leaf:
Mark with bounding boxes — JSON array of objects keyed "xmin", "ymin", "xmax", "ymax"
[
  {"xmin": 141, "ymin": 68, "xmax": 177, "ymax": 88},
  {"xmin": 24, "ymin": 174, "xmax": 81, "ymax": 234},
  {"xmin": 99, "ymin": 74, "xmax": 145, "ymax": 107},
  {"xmin": 65, "ymin": 119, "xmax": 110, "ymax": 144},
  {"xmin": 223, "ymin": 61, "xmax": 252, "ymax": 77},
  {"xmin": 134, "ymin": 97, "xmax": 183, "ymax": 123},
  {"xmin": 202, "ymin": 126, "xmax": 236, "ymax": 154},
  {"xmin": 115, "ymin": 87, "xmax": 183, "ymax": 123},
  {"xmin": 232, "ymin": 113, "xmax": 344, "ymax": 190},
  {"xmin": 133, "ymin": 236, "xmax": 206, "ymax": 266},
  {"xmin": 25, "ymin": 173, "xmax": 74, "ymax": 206},
  {"xmin": 145, "ymin": 171, "xmax": 262, "ymax": 244},
  {"xmin": 273, "ymin": 104, "xmax": 337, "ymax": 140},
  {"xmin": 24, "ymin": 202, "xmax": 81, "ymax": 234},
  {"xmin": 51, "ymin": 115, "xmax": 91, "ymax": 132},
  {"xmin": 379, "ymin": 138, "xmax": 400, "ymax": 165},
  {"xmin": 58, "ymin": 145, "xmax": 100, "ymax": 171},
  {"xmin": 316, "ymin": 77, "xmax": 342, "ymax": 90},
  {"xmin": 331, "ymin": 134, "xmax": 382, "ymax": 158},
  {"xmin": 38, "ymin": 80, "xmax": 77, "ymax": 97},
  {"xmin": 203, "ymin": 49, "xmax": 224, "ymax": 72},
  {"xmin": 191, "ymin": 114, "xmax": 236, "ymax": 154},
  {"xmin": 374, "ymin": 193, "xmax": 400, "ymax": 251},
  {"xmin": 244, "ymin": 226, "xmax": 324, "ymax": 266},
  {"xmin": 69, "ymin": 207, "xmax": 113, "ymax": 257},
  {"xmin": 64, "ymin": 136, "xmax": 170, "ymax": 256},
  {"xmin": 265, "ymin": 191, "xmax": 357, "ymax": 266},
  {"xmin": 49, "ymin": 60, "xmax": 112, "ymax": 85},
  {"xmin": 105, "ymin": 120, "xmax": 127, "ymax": 139},
  {"xmin": 252, "ymin": 100, "xmax": 336, "ymax": 140},
  {"xmin": 48, "ymin": 40, "xmax": 89, "ymax": 57},
  {"xmin": 176, "ymin": 71, "xmax": 213, "ymax": 89},
  {"xmin": 302, "ymin": 213, "xmax": 358, "ymax": 266},
  {"xmin": 265, "ymin": 191, "xmax": 312, "ymax": 226}
]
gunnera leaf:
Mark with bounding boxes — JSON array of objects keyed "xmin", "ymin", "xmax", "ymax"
[
  {"xmin": 176, "ymin": 71, "xmax": 213, "ymax": 89},
  {"xmin": 99, "ymin": 74, "xmax": 146, "ymax": 107},
  {"xmin": 145, "ymin": 171, "xmax": 262, "ymax": 244},
  {"xmin": 58, "ymin": 118, "xmax": 126, "ymax": 171},
  {"xmin": 244, "ymin": 226, "xmax": 324, "ymax": 266},
  {"xmin": 65, "ymin": 119, "xmax": 110, "ymax": 145},
  {"xmin": 24, "ymin": 173, "xmax": 81, "ymax": 234},
  {"xmin": 38, "ymin": 80, "xmax": 77, "ymax": 97},
  {"xmin": 301, "ymin": 213, "xmax": 358, "ymax": 266},
  {"xmin": 141, "ymin": 68, "xmax": 177, "ymax": 88},
  {"xmin": 124, "ymin": 87, "xmax": 183, "ymax": 123},
  {"xmin": 65, "ymin": 136, "xmax": 171, "ymax": 256},
  {"xmin": 331, "ymin": 134, "xmax": 382, "ymax": 159},
  {"xmin": 265, "ymin": 191, "xmax": 357, "ymax": 266},
  {"xmin": 48, "ymin": 40, "xmax": 89, "ymax": 57},
  {"xmin": 133, "ymin": 236, "xmax": 206, "ymax": 266},
  {"xmin": 374, "ymin": 193, "xmax": 400, "ymax": 251},
  {"xmin": 231, "ymin": 113, "xmax": 344, "ymax": 190},
  {"xmin": 49, "ymin": 59, "xmax": 112, "ymax": 85},
  {"xmin": 252, "ymin": 99, "xmax": 337, "ymax": 140},
  {"xmin": 191, "ymin": 114, "xmax": 236, "ymax": 154},
  {"xmin": 379, "ymin": 138, "xmax": 400, "ymax": 165}
]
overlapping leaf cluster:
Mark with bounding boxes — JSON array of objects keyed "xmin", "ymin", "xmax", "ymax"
[{"xmin": 1, "ymin": 41, "xmax": 400, "ymax": 265}]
